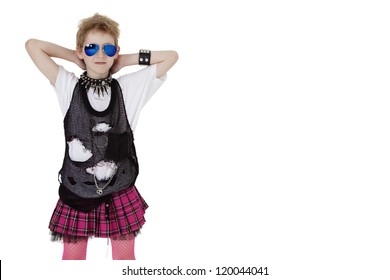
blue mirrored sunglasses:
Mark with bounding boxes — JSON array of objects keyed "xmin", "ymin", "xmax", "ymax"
[{"xmin": 84, "ymin": 43, "xmax": 117, "ymax": 57}]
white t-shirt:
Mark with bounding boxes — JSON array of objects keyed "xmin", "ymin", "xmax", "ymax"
[{"xmin": 54, "ymin": 64, "xmax": 166, "ymax": 130}]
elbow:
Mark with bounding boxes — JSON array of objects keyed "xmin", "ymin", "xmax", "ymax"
[
  {"xmin": 25, "ymin": 38, "xmax": 36, "ymax": 52},
  {"xmin": 171, "ymin": 51, "xmax": 179, "ymax": 63},
  {"xmin": 166, "ymin": 50, "xmax": 179, "ymax": 68}
]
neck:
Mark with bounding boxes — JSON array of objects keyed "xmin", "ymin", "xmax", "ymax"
[{"xmin": 85, "ymin": 70, "xmax": 110, "ymax": 80}]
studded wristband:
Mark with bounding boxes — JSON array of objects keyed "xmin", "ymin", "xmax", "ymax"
[{"xmin": 139, "ymin": 49, "xmax": 151, "ymax": 65}]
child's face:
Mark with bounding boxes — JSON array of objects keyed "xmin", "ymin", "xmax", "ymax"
[{"xmin": 77, "ymin": 30, "xmax": 119, "ymax": 79}]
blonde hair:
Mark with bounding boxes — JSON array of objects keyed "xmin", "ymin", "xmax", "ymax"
[{"xmin": 76, "ymin": 13, "xmax": 120, "ymax": 50}]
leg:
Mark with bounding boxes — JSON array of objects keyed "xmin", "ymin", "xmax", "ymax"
[
  {"xmin": 111, "ymin": 233, "xmax": 135, "ymax": 260},
  {"xmin": 62, "ymin": 236, "xmax": 89, "ymax": 260}
]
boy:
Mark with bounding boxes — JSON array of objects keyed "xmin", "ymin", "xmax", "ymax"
[{"xmin": 25, "ymin": 13, "xmax": 178, "ymax": 260}]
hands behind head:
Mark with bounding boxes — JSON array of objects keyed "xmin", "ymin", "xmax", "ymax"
[
  {"xmin": 76, "ymin": 57, "xmax": 87, "ymax": 71},
  {"xmin": 110, "ymin": 54, "xmax": 122, "ymax": 74}
]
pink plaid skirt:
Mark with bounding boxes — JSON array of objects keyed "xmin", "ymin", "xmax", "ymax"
[{"xmin": 49, "ymin": 186, "xmax": 148, "ymax": 241}]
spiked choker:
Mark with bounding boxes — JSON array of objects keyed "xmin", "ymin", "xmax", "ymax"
[{"xmin": 80, "ymin": 72, "xmax": 113, "ymax": 96}]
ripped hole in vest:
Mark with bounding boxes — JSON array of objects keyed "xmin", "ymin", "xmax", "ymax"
[
  {"xmin": 67, "ymin": 177, "xmax": 76, "ymax": 185},
  {"xmin": 83, "ymin": 181, "xmax": 95, "ymax": 185},
  {"xmin": 86, "ymin": 160, "xmax": 118, "ymax": 181},
  {"xmin": 67, "ymin": 138, "xmax": 93, "ymax": 162},
  {"xmin": 92, "ymin": 122, "xmax": 112, "ymax": 133},
  {"xmin": 108, "ymin": 176, "xmax": 117, "ymax": 186}
]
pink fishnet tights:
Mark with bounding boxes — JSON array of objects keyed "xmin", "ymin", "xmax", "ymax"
[
  {"xmin": 62, "ymin": 237, "xmax": 88, "ymax": 260},
  {"xmin": 62, "ymin": 234, "xmax": 135, "ymax": 260},
  {"xmin": 111, "ymin": 234, "xmax": 135, "ymax": 260}
]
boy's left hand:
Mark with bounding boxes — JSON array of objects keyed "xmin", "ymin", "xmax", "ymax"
[{"xmin": 110, "ymin": 54, "xmax": 123, "ymax": 74}]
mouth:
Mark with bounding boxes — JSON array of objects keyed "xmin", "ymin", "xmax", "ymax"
[{"xmin": 95, "ymin": 62, "xmax": 107, "ymax": 65}]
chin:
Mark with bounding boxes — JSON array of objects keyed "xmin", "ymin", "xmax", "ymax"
[{"xmin": 88, "ymin": 68, "xmax": 111, "ymax": 77}]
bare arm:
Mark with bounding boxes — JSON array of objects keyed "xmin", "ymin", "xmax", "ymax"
[
  {"xmin": 25, "ymin": 39, "xmax": 85, "ymax": 86},
  {"xmin": 111, "ymin": 50, "xmax": 178, "ymax": 78}
]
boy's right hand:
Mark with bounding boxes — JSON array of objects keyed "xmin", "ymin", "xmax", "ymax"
[{"xmin": 76, "ymin": 56, "xmax": 86, "ymax": 71}]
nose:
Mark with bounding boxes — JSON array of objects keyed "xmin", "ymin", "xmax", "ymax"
[{"xmin": 96, "ymin": 46, "xmax": 105, "ymax": 58}]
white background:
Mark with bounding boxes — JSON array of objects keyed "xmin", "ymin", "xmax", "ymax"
[{"xmin": 1, "ymin": 0, "xmax": 390, "ymax": 279}]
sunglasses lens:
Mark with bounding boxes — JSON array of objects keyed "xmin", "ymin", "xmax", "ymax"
[
  {"xmin": 103, "ymin": 44, "xmax": 117, "ymax": 57},
  {"xmin": 84, "ymin": 44, "xmax": 99, "ymax": 56}
]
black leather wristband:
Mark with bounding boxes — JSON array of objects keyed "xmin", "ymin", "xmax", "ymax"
[{"xmin": 139, "ymin": 49, "xmax": 151, "ymax": 65}]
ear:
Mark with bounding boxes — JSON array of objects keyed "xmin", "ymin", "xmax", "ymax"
[
  {"xmin": 76, "ymin": 47, "xmax": 84, "ymax": 60},
  {"xmin": 114, "ymin": 46, "xmax": 120, "ymax": 59}
]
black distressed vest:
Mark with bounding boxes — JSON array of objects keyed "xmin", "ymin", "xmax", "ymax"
[{"xmin": 58, "ymin": 79, "xmax": 139, "ymax": 211}]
